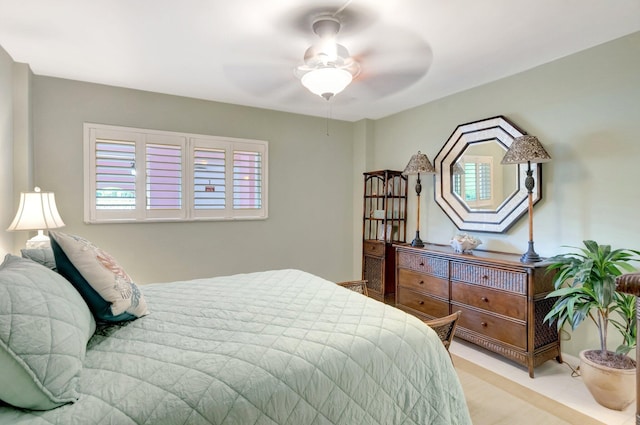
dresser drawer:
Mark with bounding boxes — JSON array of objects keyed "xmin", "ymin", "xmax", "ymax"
[
  {"xmin": 364, "ymin": 240, "xmax": 385, "ymax": 258},
  {"xmin": 397, "ymin": 287, "xmax": 449, "ymax": 318},
  {"xmin": 456, "ymin": 305, "xmax": 526, "ymax": 349},
  {"xmin": 451, "ymin": 281, "xmax": 525, "ymax": 320},
  {"xmin": 397, "ymin": 251, "xmax": 448, "ymax": 278},
  {"xmin": 397, "ymin": 268, "xmax": 449, "ymax": 299},
  {"xmin": 451, "ymin": 262, "xmax": 527, "ymax": 294}
]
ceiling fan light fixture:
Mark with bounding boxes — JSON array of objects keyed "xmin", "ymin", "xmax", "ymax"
[
  {"xmin": 296, "ymin": 16, "xmax": 360, "ymax": 101},
  {"xmin": 300, "ymin": 67, "xmax": 353, "ymax": 100}
]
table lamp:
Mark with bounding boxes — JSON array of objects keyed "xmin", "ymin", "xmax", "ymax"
[
  {"xmin": 403, "ymin": 151, "xmax": 436, "ymax": 248},
  {"xmin": 501, "ymin": 136, "xmax": 551, "ymax": 262},
  {"xmin": 7, "ymin": 187, "xmax": 65, "ymax": 249}
]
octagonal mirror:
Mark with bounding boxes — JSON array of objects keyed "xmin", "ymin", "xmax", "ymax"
[{"xmin": 434, "ymin": 116, "xmax": 542, "ymax": 233}]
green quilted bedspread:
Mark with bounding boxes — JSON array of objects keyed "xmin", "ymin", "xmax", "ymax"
[{"xmin": 0, "ymin": 269, "xmax": 471, "ymax": 424}]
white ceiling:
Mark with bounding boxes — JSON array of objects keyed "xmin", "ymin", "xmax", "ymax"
[{"xmin": 1, "ymin": 0, "xmax": 639, "ymax": 122}]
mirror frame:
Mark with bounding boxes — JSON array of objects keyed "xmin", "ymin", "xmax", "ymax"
[{"xmin": 433, "ymin": 116, "xmax": 542, "ymax": 233}]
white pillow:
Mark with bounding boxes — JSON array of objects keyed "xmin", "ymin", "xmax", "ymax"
[{"xmin": 49, "ymin": 231, "xmax": 149, "ymax": 322}]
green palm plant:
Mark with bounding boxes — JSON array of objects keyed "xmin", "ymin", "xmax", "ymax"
[{"xmin": 544, "ymin": 240, "xmax": 640, "ymax": 361}]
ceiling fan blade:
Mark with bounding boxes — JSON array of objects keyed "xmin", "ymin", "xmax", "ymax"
[
  {"xmin": 344, "ymin": 25, "xmax": 433, "ymax": 98},
  {"xmin": 349, "ymin": 24, "xmax": 431, "ymax": 65},
  {"xmin": 222, "ymin": 61, "xmax": 298, "ymax": 98},
  {"xmin": 358, "ymin": 46, "xmax": 432, "ymax": 79},
  {"xmin": 220, "ymin": 34, "xmax": 303, "ymax": 99},
  {"xmin": 349, "ymin": 70, "xmax": 425, "ymax": 99}
]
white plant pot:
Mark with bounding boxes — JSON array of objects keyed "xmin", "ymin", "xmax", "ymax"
[{"xmin": 579, "ymin": 349, "xmax": 636, "ymax": 411}]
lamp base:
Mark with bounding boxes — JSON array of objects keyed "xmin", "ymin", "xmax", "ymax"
[
  {"xmin": 520, "ymin": 241, "xmax": 541, "ymax": 263},
  {"xmin": 411, "ymin": 231, "xmax": 424, "ymax": 248},
  {"xmin": 26, "ymin": 236, "xmax": 51, "ymax": 249},
  {"xmin": 26, "ymin": 233, "xmax": 51, "ymax": 249}
]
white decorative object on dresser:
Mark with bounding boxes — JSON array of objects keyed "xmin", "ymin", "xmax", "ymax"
[{"xmin": 395, "ymin": 243, "xmax": 561, "ymax": 378}]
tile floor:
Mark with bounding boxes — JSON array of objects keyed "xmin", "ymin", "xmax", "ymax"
[{"xmin": 450, "ymin": 339, "xmax": 635, "ymax": 425}]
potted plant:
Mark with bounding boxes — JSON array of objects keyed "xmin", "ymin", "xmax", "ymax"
[{"xmin": 544, "ymin": 240, "xmax": 640, "ymax": 410}]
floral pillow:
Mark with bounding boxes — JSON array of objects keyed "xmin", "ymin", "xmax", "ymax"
[{"xmin": 49, "ymin": 231, "xmax": 149, "ymax": 323}]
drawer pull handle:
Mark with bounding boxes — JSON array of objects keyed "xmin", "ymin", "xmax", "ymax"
[
  {"xmin": 418, "ymin": 280, "xmax": 424, "ymax": 285},
  {"xmin": 418, "ymin": 301, "xmax": 424, "ymax": 305},
  {"xmin": 481, "ymin": 297, "xmax": 488, "ymax": 302},
  {"xmin": 481, "ymin": 322, "xmax": 488, "ymax": 327}
]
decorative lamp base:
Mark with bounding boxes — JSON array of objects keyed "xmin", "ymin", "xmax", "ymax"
[
  {"xmin": 520, "ymin": 241, "xmax": 541, "ymax": 263},
  {"xmin": 26, "ymin": 232, "xmax": 51, "ymax": 249},
  {"xmin": 411, "ymin": 231, "xmax": 424, "ymax": 248}
]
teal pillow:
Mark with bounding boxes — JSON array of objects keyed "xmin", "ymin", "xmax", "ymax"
[
  {"xmin": 50, "ymin": 231, "xmax": 148, "ymax": 323},
  {"xmin": 0, "ymin": 254, "xmax": 96, "ymax": 410}
]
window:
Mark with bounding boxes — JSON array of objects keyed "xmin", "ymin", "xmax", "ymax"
[
  {"xmin": 453, "ymin": 155, "xmax": 493, "ymax": 208},
  {"xmin": 84, "ymin": 124, "xmax": 268, "ymax": 223}
]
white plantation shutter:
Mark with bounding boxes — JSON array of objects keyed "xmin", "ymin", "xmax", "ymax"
[
  {"xmin": 95, "ymin": 141, "xmax": 136, "ymax": 210},
  {"xmin": 194, "ymin": 147, "xmax": 226, "ymax": 210},
  {"xmin": 145, "ymin": 134, "xmax": 186, "ymax": 220},
  {"xmin": 144, "ymin": 139, "xmax": 186, "ymax": 220},
  {"xmin": 233, "ymin": 150, "xmax": 262, "ymax": 210},
  {"xmin": 85, "ymin": 123, "xmax": 268, "ymax": 223},
  {"xmin": 476, "ymin": 162, "xmax": 492, "ymax": 201},
  {"xmin": 86, "ymin": 127, "xmax": 143, "ymax": 222},
  {"xmin": 230, "ymin": 140, "xmax": 267, "ymax": 218},
  {"xmin": 146, "ymin": 144, "xmax": 182, "ymax": 210},
  {"xmin": 462, "ymin": 156, "xmax": 493, "ymax": 208}
]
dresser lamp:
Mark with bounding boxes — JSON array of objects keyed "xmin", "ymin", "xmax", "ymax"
[
  {"xmin": 501, "ymin": 135, "xmax": 551, "ymax": 262},
  {"xmin": 403, "ymin": 151, "xmax": 436, "ymax": 248},
  {"xmin": 7, "ymin": 187, "xmax": 65, "ymax": 249}
]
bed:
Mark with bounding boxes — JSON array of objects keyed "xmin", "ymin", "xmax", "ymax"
[{"xmin": 0, "ymin": 242, "xmax": 471, "ymax": 425}]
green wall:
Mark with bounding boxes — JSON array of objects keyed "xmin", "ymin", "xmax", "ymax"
[
  {"xmin": 0, "ymin": 45, "xmax": 13, "ymax": 255},
  {"xmin": 28, "ymin": 77, "xmax": 356, "ymax": 284}
]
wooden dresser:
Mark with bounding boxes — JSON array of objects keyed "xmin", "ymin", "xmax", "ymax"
[{"xmin": 395, "ymin": 244, "xmax": 561, "ymax": 377}]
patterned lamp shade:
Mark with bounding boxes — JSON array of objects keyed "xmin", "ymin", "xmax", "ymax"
[
  {"xmin": 403, "ymin": 151, "xmax": 436, "ymax": 175},
  {"xmin": 501, "ymin": 135, "xmax": 551, "ymax": 164}
]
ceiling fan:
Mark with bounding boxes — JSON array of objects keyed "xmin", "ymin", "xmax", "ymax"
[
  {"xmin": 222, "ymin": 2, "xmax": 432, "ymax": 106},
  {"xmin": 294, "ymin": 16, "xmax": 361, "ymax": 100}
]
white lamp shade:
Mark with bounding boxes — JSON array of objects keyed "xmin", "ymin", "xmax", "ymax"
[
  {"xmin": 301, "ymin": 67, "xmax": 353, "ymax": 100},
  {"xmin": 7, "ymin": 189, "xmax": 65, "ymax": 231}
]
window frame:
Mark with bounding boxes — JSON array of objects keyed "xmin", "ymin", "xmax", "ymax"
[{"xmin": 84, "ymin": 123, "xmax": 268, "ymax": 223}]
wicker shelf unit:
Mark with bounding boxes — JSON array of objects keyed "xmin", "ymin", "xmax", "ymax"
[{"xmin": 362, "ymin": 170, "xmax": 408, "ymax": 304}]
